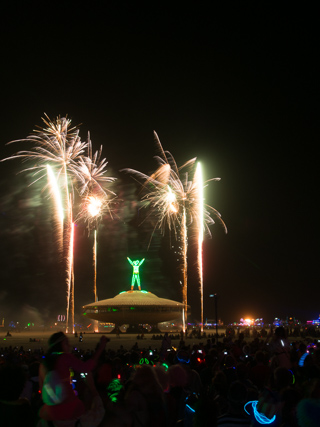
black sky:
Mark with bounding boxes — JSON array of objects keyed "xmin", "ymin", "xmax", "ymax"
[{"xmin": 0, "ymin": 2, "xmax": 319, "ymax": 326}]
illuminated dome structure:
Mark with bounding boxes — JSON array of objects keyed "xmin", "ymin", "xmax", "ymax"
[
  {"xmin": 82, "ymin": 290, "xmax": 185, "ymax": 324},
  {"xmin": 83, "ymin": 257, "xmax": 186, "ymax": 326}
]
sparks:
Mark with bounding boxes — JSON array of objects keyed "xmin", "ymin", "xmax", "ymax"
[
  {"xmin": 195, "ymin": 162, "xmax": 204, "ymax": 333},
  {"xmin": 2, "ymin": 115, "xmax": 116, "ymax": 333},
  {"xmin": 66, "ymin": 222, "xmax": 75, "ymax": 334},
  {"xmin": 47, "ymin": 164, "xmax": 64, "ymax": 252},
  {"xmin": 74, "ymin": 134, "xmax": 116, "ymax": 197},
  {"xmin": 122, "ymin": 131, "xmax": 227, "ymax": 334},
  {"xmin": 74, "ymin": 137, "xmax": 117, "ymax": 333}
]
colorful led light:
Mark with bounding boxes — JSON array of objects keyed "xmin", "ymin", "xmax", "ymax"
[
  {"xmin": 127, "ymin": 257, "xmax": 145, "ymax": 290},
  {"xmin": 186, "ymin": 404, "xmax": 195, "ymax": 413},
  {"xmin": 244, "ymin": 401, "xmax": 276, "ymax": 425},
  {"xmin": 299, "ymin": 352, "xmax": 309, "ymax": 367}
]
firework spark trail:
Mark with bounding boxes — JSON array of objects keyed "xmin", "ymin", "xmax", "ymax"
[
  {"xmin": 74, "ymin": 134, "xmax": 116, "ymax": 197},
  {"xmin": 47, "ymin": 165, "xmax": 64, "ymax": 252},
  {"xmin": 2, "ymin": 115, "xmax": 117, "ymax": 333},
  {"xmin": 93, "ymin": 229, "xmax": 98, "ymax": 302},
  {"xmin": 92, "ymin": 223, "xmax": 99, "ymax": 332},
  {"xmin": 195, "ymin": 162, "xmax": 204, "ymax": 333},
  {"xmin": 2, "ymin": 116, "xmax": 86, "ymax": 332},
  {"xmin": 75, "ymin": 140, "xmax": 117, "ymax": 333},
  {"xmin": 80, "ymin": 195, "xmax": 106, "ymax": 333},
  {"xmin": 79, "ymin": 197, "xmax": 106, "ymax": 333},
  {"xmin": 71, "ymin": 257, "xmax": 75, "ymax": 334},
  {"xmin": 122, "ymin": 131, "xmax": 226, "ymax": 334},
  {"xmin": 181, "ymin": 207, "xmax": 188, "ymax": 333},
  {"xmin": 66, "ymin": 221, "xmax": 74, "ymax": 334}
]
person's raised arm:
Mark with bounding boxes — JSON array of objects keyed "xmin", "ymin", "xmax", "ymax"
[{"xmin": 66, "ymin": 336, "xmax": 110, "ymax": 373}]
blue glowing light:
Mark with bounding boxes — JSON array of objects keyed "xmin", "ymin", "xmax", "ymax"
[
  {"xmin": 244, "ymin": 401, "xmax": 276, "ymax": 425},
  {"xmin": 298, "ymin": 352, "xmax": 308, "ymax": 367},
  {"xmin": 185, "ymin": 404, "xmax": 195, "ymax": 413},
  {"xmin": 176, "ymin": 354, "xmax": 190, "ymax": 364}
]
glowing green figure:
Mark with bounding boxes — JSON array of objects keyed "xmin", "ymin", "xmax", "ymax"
[{"xmin": 127, "ymin": 257, "xmax": 145, "ymax": 290}]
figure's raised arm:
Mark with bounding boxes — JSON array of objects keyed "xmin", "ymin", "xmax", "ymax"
[
  {"xmin": 127, "ymin": 257, "xmax": 133, "ymax": 265},
  {"xmin": 139, "ymin": 258, "xmax": 145, "ymax": 266}
]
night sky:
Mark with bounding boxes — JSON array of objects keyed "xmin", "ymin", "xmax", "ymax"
[{"xmin": 0, "ymin": 2, "xmax": 318, "ymax": 327}]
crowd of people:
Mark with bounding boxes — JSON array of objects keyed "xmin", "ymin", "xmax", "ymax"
[{"xmin": 1, "ymin": 327, "xmax": 320, "ymax": 426}]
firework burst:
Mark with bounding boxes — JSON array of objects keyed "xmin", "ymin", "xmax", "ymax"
[
  {"xmin": 4, "ymin": 115, "xmax": 87, "ymax": 192},
  {"xmin": 125, "ymin": 133, "xmax": 226, "ymax": 237},
  {"xmin": 2, "ymin": 115, "xmax": 116, "ymax": 333},
  {"xmin": 74, "ymin": 133, "xmax": 116, "ymax": 197},
  {"xmin": 123, "ymin": 131, "xmax": 226, "ymax": 333},
  {"xmin": 75, "ymin": 136, "xmax": 117, "ymax": 228},
  {"xmin": 75, "ymin": 137, "xmax": 117, "ymax": 332}
]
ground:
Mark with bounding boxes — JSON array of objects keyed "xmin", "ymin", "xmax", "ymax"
[{"xmin": 0, "ymin": 330, "xmax": 218, "ymax": 352}]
